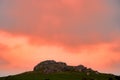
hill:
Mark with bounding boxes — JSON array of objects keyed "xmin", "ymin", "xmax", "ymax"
[{"xmin": 0, "ymin": 60, "xmax": 120, "ymax": 80}]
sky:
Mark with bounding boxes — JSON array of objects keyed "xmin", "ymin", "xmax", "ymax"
[{"xmin": 0, "ymin": 0, "xmax": 120, "ymax": 76}]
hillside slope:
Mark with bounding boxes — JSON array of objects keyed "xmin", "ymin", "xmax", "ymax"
[
  {"xmin": 0, "ymin": 71, "xmax": 119, "ymax": 80},
  {"xmin": 0, "ymin": 60, "xmax": 120, "ymax": 80}
]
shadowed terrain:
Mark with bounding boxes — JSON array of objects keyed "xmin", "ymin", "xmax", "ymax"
[{"xmin": 0, "ymin": 60, "xmax": 120, "ymax": 80}]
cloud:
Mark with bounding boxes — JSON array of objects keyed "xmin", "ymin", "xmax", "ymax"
[
  {"xmin": 106, "ymin": 60, "xmax": 120, "ymax": 75},
  {"xmin": 110, "ymin": 43, "xmax": 120, "ymax": 53},
  {"xmin": 0, "ymin": 0, "xmax": 120, "ymax": 76},
  {"xmin": 0, "ymin": 57, "xmax": 9, "ymax": 65},
  {"xmin": 0, "ymin": 0, "xmax": 119, "ymax": 51},
  {"xmin": 111, "ymin": 60, "xmax": 120, "ymax": 69},
  {"xmin": 0, "ymin": 31, "xmax": 120, "ymax": 76},
  {"xmin": 0, "ymin": 44, "xmax": 10, "ymax": 66}
]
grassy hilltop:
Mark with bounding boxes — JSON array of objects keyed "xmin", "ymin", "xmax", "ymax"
[
  {"xmin": 0, "ymin": 60, "xmax": 120, "ymax": 80},
  {"xmin": 0, "ymin": 71, "xmax": 119, "ymax": 80}
]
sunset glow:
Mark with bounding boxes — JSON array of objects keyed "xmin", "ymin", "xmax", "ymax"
[{"xmin": 0, "ymin": 0, "xmax": 120, "ymax": 76}]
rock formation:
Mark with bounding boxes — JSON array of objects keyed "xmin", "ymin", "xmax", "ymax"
[{"xmin": 33, "ymin": 60, "xmax": 98, "ymax": 74}]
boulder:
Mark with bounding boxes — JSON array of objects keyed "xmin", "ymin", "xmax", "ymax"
[
  {"xmin": 63, "ymin": 66, "xmax": 75, "ymax": 72},
  {"xmin": 34, "ymin": 60, "xmax": 67, "ymax": 73},
  {"xmin": 74, "ymin": 65, "xmax": 87, "ymax": 72}
]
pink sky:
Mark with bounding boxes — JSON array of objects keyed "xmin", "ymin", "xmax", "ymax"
[{"xmin": 0, "ymin": 0, "xmax": 120, "ymax": 76}]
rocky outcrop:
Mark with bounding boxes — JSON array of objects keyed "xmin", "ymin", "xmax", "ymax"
[
  {"xmin": 33, "ymin": 60, "xmax": 67, "ymax": 73},
  {"xmin": 33, "ymin": 60, "xmax": 98, "ymax": 74}
]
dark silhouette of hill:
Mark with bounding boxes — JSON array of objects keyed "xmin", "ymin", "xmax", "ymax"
[{"xmin": 0, "ymin": 60, "xmax": 120, "ymax": 80}]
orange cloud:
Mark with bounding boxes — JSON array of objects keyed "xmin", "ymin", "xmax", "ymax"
[
  {"xmin": 1, "ymin": 0, "xmax": 119, "ymax": 50},
  {"xmin": 0, "ymin": 0, "xmax": 120, "ymax": 76},
  {"xmin": 0, "ymin": 31, "xmax": 120, "ymax": 76}
]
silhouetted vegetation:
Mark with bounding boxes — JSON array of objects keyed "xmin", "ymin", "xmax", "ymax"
[
  {"xmin": 0, "ymin": 60, "xmax": 119, "ymax": 80},
  {"xmin": 108, "ymin": 77, "xmax": 113, "ymax": 80},
  {"xmin": 44, "ymin": 78, "xmax": 50, "ymax": 80},
  {"xmin": 0, "ymin": 71, "xmax": 119, "ymax": 80},
  {"xmin": 114, "ymin": 76, "xmax": 120, "ymax": 80}
]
